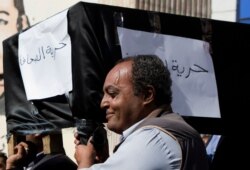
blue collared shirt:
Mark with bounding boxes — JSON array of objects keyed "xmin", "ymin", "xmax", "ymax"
[{"xmin": 80, "ymin": 120, "xmax": 182, "ymax": 170}]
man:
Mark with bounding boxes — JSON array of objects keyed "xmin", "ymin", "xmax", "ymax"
[
  {"xmin": 6, "ymin": 133, "xmax": 77, "ymax": 170},
  {"xmin": 75, "ymin": 55, "xmax": 209, "ymax": 169},
  {"xmin": 0, "ymin": 152, "xmax": 7, "ymax": 170}
]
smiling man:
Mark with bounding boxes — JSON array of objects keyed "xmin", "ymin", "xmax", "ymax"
[{"xmin": 75, "ymin": 55, "xmax": 209, "ymax": 170}]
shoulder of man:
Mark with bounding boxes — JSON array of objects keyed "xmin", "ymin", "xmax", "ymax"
[{"xmin": 135, "ymin": 112, "xmax": 209, "ymax": 170}]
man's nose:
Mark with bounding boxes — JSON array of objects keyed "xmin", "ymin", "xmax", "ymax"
[{"xmin": 100, "ymin": 95, "xmax": 109, "ymax": 109}]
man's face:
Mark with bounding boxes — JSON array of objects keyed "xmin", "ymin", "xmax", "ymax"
[
  {"xmin": 0, "ymin": 0, "xmax": 19, "ymax": 94},
  {"xmin": 101, "ymin": 61, "xmax": 145, "ymax": 134}
]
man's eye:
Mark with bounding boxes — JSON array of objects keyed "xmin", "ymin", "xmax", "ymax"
[
  {"xmin": 0, "ymin": 19, "xmax": 8, "ymax": 25},
  {"xmin": 109, "ymin": 92, "xmax": 116, "ymax": 98},
  {"xmin": 107, "ymin": 91, "xmax": 118, "ymax": 98}
]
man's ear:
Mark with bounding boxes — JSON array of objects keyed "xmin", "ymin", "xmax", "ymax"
[{"xmin": 143, "ymin": 85, "xmax": 155, "ymax": 105}]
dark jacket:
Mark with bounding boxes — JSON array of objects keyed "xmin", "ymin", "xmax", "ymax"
[{"xmin": 12, "ymin": 153, "xmax": 77, "ymax": 170}]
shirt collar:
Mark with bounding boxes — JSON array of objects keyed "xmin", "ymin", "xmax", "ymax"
[{"xmin": 122, "ymin": 118, "xmax": 145, "ymax": 140}]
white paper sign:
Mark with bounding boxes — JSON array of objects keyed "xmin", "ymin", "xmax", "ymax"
[
  {"xmin": 118, "ymin": 27, "xmax": 220, "ymax": 118},
  {"xmin": 19, "ymin": 9, "xmax": 72, "ymax": 100}
]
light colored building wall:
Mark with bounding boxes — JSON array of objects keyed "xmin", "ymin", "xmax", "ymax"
[
  {"xmin": 99, "ymin": 0, "xmax": 212, "ymax": 18},
  {"xmin": 24, "ymin": 0, "xmax": 99, "ymax": 26},
  {"xmin": 99, "ymin": 0, "xmax": 238, "ymax": 22},
  {"xmin": 211, "ymin": 0, "xmax": 237, "ymax": 22},
  {"xmin": 0, "ymin": 115, "xmax": 7, "ymax": 153},
  {"xmin": 99, "ymin": 0, "xmax": 136, "ymax": 8}
]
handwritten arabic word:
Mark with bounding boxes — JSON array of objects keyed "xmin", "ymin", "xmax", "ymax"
[
  {"xmin": 165, "ymin": 59, "xmax": 208, "ymax": 78},
  {"xmin": 19, "ymin": 42, "xmax": 66, "ymax": 66}
]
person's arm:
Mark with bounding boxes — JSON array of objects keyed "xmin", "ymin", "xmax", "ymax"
[{"xmin": 6, "ymin": 142, "xmax": 28, "ymax": 170}]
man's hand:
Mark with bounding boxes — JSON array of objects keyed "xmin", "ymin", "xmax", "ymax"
[
  {"xmin": 74, "ymin": 134, "xmax": 96, "ymax": 168},
  {"xmin": 6, "ymin": 142, "xmax": 29, "ymax": 169}
]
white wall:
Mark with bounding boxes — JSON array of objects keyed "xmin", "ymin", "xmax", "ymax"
[
  {"xmin": 211, "ymin": 0, "xmax": 237, "ymax": 22},
  {"xmin": 24, "ymin": 0, "xmax": 99, "ymax": 26},
  {"xmin": 0, "ymin": 115, "xmax": 7, "ymax": 153}
]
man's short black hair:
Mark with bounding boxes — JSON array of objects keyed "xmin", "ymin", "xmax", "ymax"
[{"xmin": 119, "ymin": 55, "xmax": 172, "ymax": 106}]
